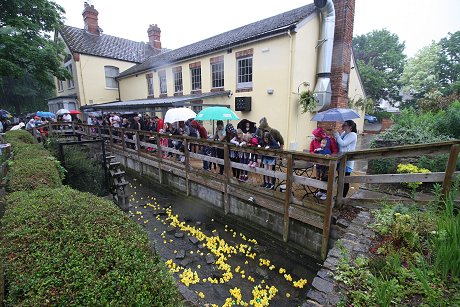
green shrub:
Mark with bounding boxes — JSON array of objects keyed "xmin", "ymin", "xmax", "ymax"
[
  {"xmin": 1, "ymin": 187, "xmax": 181, "ymax": 306},
  {"xmin": 6, "ymin": 156, "xmax": 63, "ymax": 192},
  {"xmin": 368, "ymin": 158, "xmax": 397, "ymax": 174},
  {"xmin": 432, "ymin": 101, "xmax": 460, "ymax": 139},
  {"xmin": 4, "ymin": 129, "xmax": 36, "ymax": 145}
]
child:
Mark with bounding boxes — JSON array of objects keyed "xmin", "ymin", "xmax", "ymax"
[
  {"xmin": 230, "ymin": 128, "xmax": 246, "ymax": 180},
  {"xmin": 259, "ymin": 131, "xmax": 280, "ymax": 190},
  {"xmin": 313, "ymin": 138, "xmax": 332, "ymax": 200},
  {"xmin": 245, "ymin": 133, "xmax": 259, "ymax": 168}
]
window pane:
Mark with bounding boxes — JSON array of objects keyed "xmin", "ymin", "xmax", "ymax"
[
  {"xmin": 174, "ymin": 71, "xmax": 183, "ymax": 93},
  {"xmin": 191, "ymin": 67, "xmax": 201, "ymax": 90},
  {"xmin": 237, "ymin": 57, "xmax": 253, "ymax": 88},
  {"xmin": 104, "ymin": 66, "xmax": 119, "ymax": 88},
  {"xmin": 159, "ymin": 72, "xmax": 167, "ymax": 94},
  {"xmin": 147, "ymin": 76, "xmax": 154, "ymax": 96},
  {"xmin": 212, "ymin": 62, "xmax": 224, "ymax": 88}
]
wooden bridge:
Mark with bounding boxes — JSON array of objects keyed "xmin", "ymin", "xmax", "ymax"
[{"xmin": 28, "ymin": 123, "xmax": 460, "ymax": 260}]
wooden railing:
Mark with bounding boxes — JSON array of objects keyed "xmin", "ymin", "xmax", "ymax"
[{"xmin": 28, "ymin": 122, "xmax": 460, "ymax": 260}]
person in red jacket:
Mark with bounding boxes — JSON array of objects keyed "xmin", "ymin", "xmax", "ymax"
[
  {"xmin": 309, "ymin": 127, "xmax": 338, "ymax": 154},
  {"xmin": 309, "ymin": 127, "xmax": 338, "ymax": 200}
]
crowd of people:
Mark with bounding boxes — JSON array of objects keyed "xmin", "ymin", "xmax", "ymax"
[{"xmin": 1, "ymin": 109, "xmax": 358, "ymax": 199}]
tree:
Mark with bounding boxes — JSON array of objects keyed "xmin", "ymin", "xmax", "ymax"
[
  {"xmin": 0, "ymin": 0, "xmax": 69, "ymax": 113},
  {"xmin": 400, "ymin": 42, "xmax": 441, "ymax": 98},
  {"xmin": 437, "ymin": 31, "xmax": 460, "ymax": 95},
  {"xmin": 353, "ymin": 29, "xmax": 407, "ymax": 103}
]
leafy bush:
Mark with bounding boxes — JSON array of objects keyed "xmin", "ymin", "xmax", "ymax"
[
  {"xmin": 337, "ymin": 194, "xmax": 460, "ymax": 306},
  {"xmin": 368, "ymin": 158, "xmax": 397, "ymax": 174},
  {"xmin": 6, "ymin": 156, "xmax": 63, "ymax": 192},
  {"xmin": 4, "ymin": 129, "xmax": 36, "ymax": 145},
  {"xmin": 1, "ymin": 187, "xmax": 181, "ymax": 306},
  {"xmin": 373, "ymin": 110, "xmax": 393, "ymax": 122},
  {"xmin": 432, "ymin": 100, "xmax": 460, "ymax": 139},
  {"xmin": 397, "ymin": 163, "xmax": 430, "ymax": 191}
]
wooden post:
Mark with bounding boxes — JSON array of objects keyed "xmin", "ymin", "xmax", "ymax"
[
  {"xmin": 156, "ymin": 134, "xmax": 163, "ymax": 184},
  {"xmin": 224, "ymin": 144, "xmax": 230, "ymax": 214},
  {"xmin": 441, "ymin": 144, "xmax": 460, "ymax": 197},
  {"xmin": 184, "ymin": 139, "xmax": 190, "ymax": 196},
  {"xmin": 321, "ymin": 159, "xmax": 338, "ymax": 260},
  {"xmin": 283, "ymin": 154, "xmax": 294, "ymax": 242},
  {"xmin": 336, "ymin": 155, "xmax": 347, "ymax": 207},
  {"xmin": 108, "ymin": 126, "xmax": 114, "ymax": 152}
]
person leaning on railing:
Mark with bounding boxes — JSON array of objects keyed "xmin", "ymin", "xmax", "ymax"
[{"xmin": 334, "ymin": 120, "xmax": 358, "ymax": 197}]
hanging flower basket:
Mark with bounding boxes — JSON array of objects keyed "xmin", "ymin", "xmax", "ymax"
[{"xmin": 299, "ymin": 90, "xmax": 317, "ymax": 113}]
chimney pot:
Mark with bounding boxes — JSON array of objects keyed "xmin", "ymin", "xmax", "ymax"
[
  {"xmin": 82, "ymin": 2, "xmax": 100, "ymax": 35},
  {"xmin": 147, "ymin": 24, "xmax": 162, "ymax": 50}
]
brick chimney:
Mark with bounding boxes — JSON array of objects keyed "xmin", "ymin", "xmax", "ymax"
[
  {"xmin": 318, "ymin": 0, "xmax": 356, "ymax": 134},
  {"xmin": 330, "ymin": 0, "xmax": 355, "ymax": 109},
  {"xmin": 82, "ymin": 2, "xmax": 100, "ymax": 35},
  {"xmin": 147, "ymin": 24, "xmax": 162, "ymax": 50}
]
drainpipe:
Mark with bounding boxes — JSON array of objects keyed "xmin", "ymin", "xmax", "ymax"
[
  {"xmin": 313, "ymin": 0, "xmax": 335, "ymax": 111},
  {"xmin": 286, "ymin": 29, "xmax": 296, "ymax": 150}
]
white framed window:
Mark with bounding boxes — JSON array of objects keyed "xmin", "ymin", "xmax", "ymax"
[
  {"xmin": 104, "ymin": 66, "xmax": 119, "ymax": 89},
  {"xmin": 174, "ymin": 68, "xmax": 183, "ymax": 93},
  {"xmin": 211, "ymin": 61, "xmax": 224, "ymax": 88},
  {"xmin": 66, "ymin": 64, "xmax": 75, "ymax": 89},
  {"xmin": 159, "ymin": 70, "xmax": 167, "ymax": 94},
  {"xmin": 146, "ymin": 73, "xmax": 154, "ymax": 96},
  {"xmin": 237, "ymin": 56, "xmax": 252, "ymax": 89},
  {"xmin": 57, "ymin": 79, "xmax": 64, "ymax": 92},
  {"xmin": 191, "ymin": 67, "xmax": 201, "ymax": 91}
]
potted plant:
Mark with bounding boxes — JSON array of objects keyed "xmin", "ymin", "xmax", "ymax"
[{"xmin": 299, "ymin": 89, "xmax": 317, "ymax": 113}]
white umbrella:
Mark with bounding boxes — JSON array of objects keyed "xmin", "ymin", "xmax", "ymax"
[
  {"xmin": 56, "ymin": 108, "xmax": 70, "ymax": 115},
  {"xmin": 164, "ymin": 107, "xmax": 197, "ymax": 123}
]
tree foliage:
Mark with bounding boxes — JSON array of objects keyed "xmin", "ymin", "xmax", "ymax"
[
  {"xmin": 0, "ymin": 0, "xmax": 70, "ymax": 113},
  {"xmin": 437, "ymin": 31, "xmax": 460, "ymax": 95},
  {"xmin": 353, "ymin": 29, "xmax": 407, "ymax": 103},
  {"xmin": 400, "ymin": 42, "xmax": 441, "ymax": 98}
]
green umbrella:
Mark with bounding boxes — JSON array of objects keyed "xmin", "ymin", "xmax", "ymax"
[{"xmin": 195, "ymin": 106, "xmax": 239, "ymax": 121}]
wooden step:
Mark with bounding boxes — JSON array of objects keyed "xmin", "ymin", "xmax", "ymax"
[
  {"xmin": 107, "ymin": 161, "xmax": 120, "ymax": 168},
  {"xmin": 115, "ymin": 178, "xmax": 129, "ymax": 186},
  {"xmin": 105, "ymin": 155, "xmax": 116, "ymax": 160},
  {"xmin": 110, "ymin": 170, "xmax": 125, "ymax": 177}
]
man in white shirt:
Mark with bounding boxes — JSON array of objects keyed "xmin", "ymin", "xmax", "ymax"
[{"xmin": 62, "ymin": 113, "xmax": 72, "ymax": 122}]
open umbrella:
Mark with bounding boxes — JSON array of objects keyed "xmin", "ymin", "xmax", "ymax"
[
  {"xmin": 237, "ymin": 119, "xmax": 257, "ymax": 133},
  {"xmin": 311, "ymin": 108, "xmax": 360, "ymax": 122},
  {"xmin": 195, "ymin": 106, "xmax": 239, "ymax": 121},
  {"xmin": 164, "ymin": 107, "xmax": 197, "ymax": 123},
  {"xmin": 0, "ymin": 109, "xmax": 12, "ymax": 119},
  {"xmin": 56, "ymin": 108, "xmax": 70, "ymax": 115},
  {"xmin": 69, "ymin": 110, "xmax": 82, "ymax": 115},
  {"xmin": 36, "ymin": 111, "xmax": 56, "ymax": 118}
]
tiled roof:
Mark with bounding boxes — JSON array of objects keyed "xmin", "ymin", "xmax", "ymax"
[
  {"xmin": 118, "ymin": 3, "xmax": 316, "ymax": 78},
  {"xmin": 60, "ymin": 25, "xmax": 158, "ymax": 63},
  {"xmin": 81, "ymin": 91, "xmax": 231, "ymax": 111}
]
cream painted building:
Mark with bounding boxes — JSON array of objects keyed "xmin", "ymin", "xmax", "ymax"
[
  {"xmin": 53, "ymin": 0, "xmax": 365, "ymax": 152},
  {"xmin": 48, "ymin": 3, "xmax": 161, "ymax": 113}
]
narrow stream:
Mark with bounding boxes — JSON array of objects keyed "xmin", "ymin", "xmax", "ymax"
[{"xmin": 125, "ymin": 174, "xmax": 320, "ymax": 306}]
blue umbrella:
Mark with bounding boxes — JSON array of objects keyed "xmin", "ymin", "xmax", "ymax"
[
  {"xmin": 195, "ymin": 106, "xmax": 239, "ymax": 121},
  {"xmin": 36, "ymin": 111, "xmax": 56, "ymax": 118},
  {"xmin": 311, "ymin": 108, "xmax": 360, "ymax": 122}
]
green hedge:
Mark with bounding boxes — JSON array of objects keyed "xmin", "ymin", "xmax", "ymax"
[
  {"xmin": 4, "ymin": 130, "xmax": 64, "ymax": 192},
  {"xmin": 3, "ymin": 130, "xmax": 36, "ymax": 145},
  {"xmin": 1, "ymin": 187, "xmax": 181, "ymax": 306},
  {"xmin": 6, "ymin": 156, "xmax": 63, "ymax": 192}
]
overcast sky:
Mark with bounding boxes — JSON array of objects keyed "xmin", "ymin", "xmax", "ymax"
[{"xmin": 54, "ymin": 0, "xmax": 460, "ymax": 58}]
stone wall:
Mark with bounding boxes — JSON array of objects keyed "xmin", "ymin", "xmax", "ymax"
[{"xmin": 303, "ymin": 209, "xmax": 375, "ymax": 306}]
